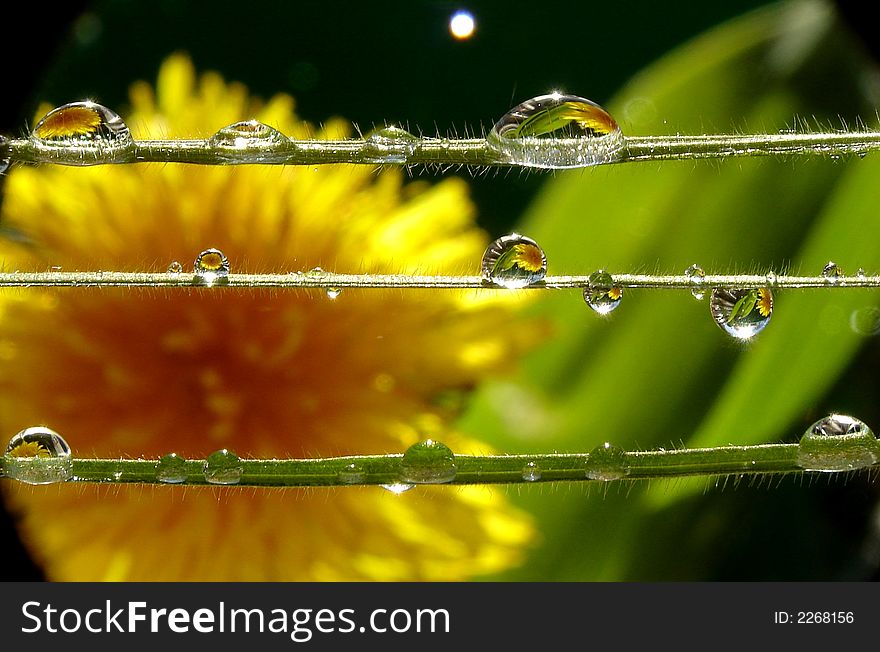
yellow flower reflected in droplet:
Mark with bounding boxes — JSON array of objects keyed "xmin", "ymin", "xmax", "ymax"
[{"xmin": 0, "ymin": 54, "xmax": 537, "ymax": 581}]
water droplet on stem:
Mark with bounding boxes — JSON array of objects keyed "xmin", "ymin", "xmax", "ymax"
[
  {"xmin": 684, "ymin": 264, "xmax": 706, "ymax": 300},
  {"xmin": 31, "ymin": 101, "xmax": 133, "ymax": 162},
  {"xmin": 156, "ymin": 453, "xmax": 188, "ymax": 484},
  {"xmin": 796, "ymin": 414, "xmax": 878, "ymax": 472},
  {"xmin": 822, "ymin": 261, "xmax": 843, "ymax": 285},
  {"xmin": 481, "ymin": 233, "xmax": 547, "ymax": 289},
  {"xmin": 584, "ymin": 270, "xmax": 622, "ymax": 315},
  {"xmin": 399, "ymin": 439, "xmax": 457, "ymax": 484},
  {"xmin": 193, "ymin": 248, "xmax": 230, "ymax": 287},
  {"xmin": 204, "ymin": 449, "xmax": 243, "ymax": 485},
  {"xmin": 363, "ymin": 126, "xmax": 418, "ymax": 164},
  {"xmin": 521, "ymin": 460, "xmax": 542, "ymax": 482},
  {"xmin": 709, "ymin": 287, "xmax": 773, "ymax": 339},
  {"xmin": 3, "ymin": 426, "xmax": 73, "ymax": 485},
  {"xmin": 585, "ymin": 442, "xmax": 630, "ymax": 481},
  {"xmin": 487, "ymin": 93, "xmax": 624, "ymax": 169}
]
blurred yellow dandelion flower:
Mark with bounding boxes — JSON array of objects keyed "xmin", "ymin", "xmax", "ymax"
[{"xmin": 0, "ymin": 54, "xmax": 536, "ymax": 581}]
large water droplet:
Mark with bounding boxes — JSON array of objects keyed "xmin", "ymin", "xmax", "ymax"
[
  {"xmin": 481, "ymin": 233, "xmax": 547, "ymax": 289},
  {"xmin": 584, "ymin": 270, "xmax": 623, "ymax": 315},
  {"xmin": 796, "ymin": 414, "xmax": 878, "ymax": 472},
  {"xmin": 585, "ymin": 442, "xmax": 630, "ymax": 481},
  {"xmin": 381, "ymin": 482, "xmax": 415, "ymax": 494},
  {"xmin": 684, "ymin": 264, "xmax": 706, "ymax": 300},
  {"xmin": 822, "ymin": 261, "xmax": 843, "ymax": 285},
  {"xmin": 193, "ymin": 248, "xmax": 230, "ymax": 287},
  {"xmin": 31, "ymin": 101, "xmax": 133, "ymax": 161},
  {"xmin": 521, "ymin": 460, "xmax": 542, "ymax": 482},
  {"xmin": 338, "ymin": 462, "xmax": 365, "ymax": 485},
  {"xmin": 487, "ymin": 93, "xmax": 625, "ymax": 169},
  {"xmin": 399, "ymin": 439, "xmax": 457, "ymax": 484},
  {"xmin": 3, "ymin": 426, "xmax": 73, "ymax": 485},
  {"xmin": 208, "ymin": 120, "xmax": 289, "ymax": 155},
  {"xmin": 156, "ymin": 453, "xmax": 187, "ymax": 484},
  {"xmin": 709, "ymin": 287, "xmax": 773, "ymax": 339},
  {"xmin": 363, "ymin": 126, "xmax": 418, "ymax": 164},
  {"xmin": 204, "ymin": 449, "xmax": 243, "ymax": 485}
]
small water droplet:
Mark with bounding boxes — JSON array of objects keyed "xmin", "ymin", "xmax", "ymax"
[
  {"xmin": 3, "ymin": 426, "xmax": 73, "ymax": 485},
  {"xmin": 796, "ymin": 414, "xmax": 878, "ymax": 472},
  {"xmin": 481, "ymin": 233, "xmax": 547, "ymax": 289},
  {"xmin": 684, "ymin": 264, "xmax": 706, "ymax": 300},
  {"xmin": 521, "ymin": 460, "xmax": 542, "ymax": 482},
  {"xmin": 766, "ymin": 271, "xmax": 778, "ymax": 286},
  {"xmin": 209, "ymin": 120, "xmax": 289, "ymax": 149},
  {"xmin": 399, "ymin": 439, "xmax": 457, "ymax": 484},
  {"xmin": 193, "ymin": 248, "xmax": 230, "ymax": 287},
  {"xmin": 204, "ymin": 449, "xmax": 242, "ymax": 485},
  {"xmin": 307, "ymin": 267, "xmax": 328, "ymax": 278},
  {"xmin": 857, "ymin": 268, "xmax": 867, "ymax": 279},
  {"xmin": 709, "ymin": 287, "xmax": 773, "ymax": 339},
  {"xmin": 822, "ymin": 261, "xmax": 843, "ymax": 285},
  {"xmin": 156, "ymin": 453, "xmax": 187, "ymax": 484},
  {"xmin": 487, "ymin": 93, "xmax": 625, "ymax": 169},
  {"xmin": 381, "ymin": 482, "xmax": 415, "ymax": 494},
  {"xmin": 584, "ymin": 270, "xmax": 622, "ymax": 315},
  {"xmin": 31, "ymin": 101, "xmax": 133, "ymax": 162},
  {"xmin": 585, "ymin": 442, "xmax": 630, "ymax": 481},
  {"xmin": 363, "ymin": 126, "xmax": 418, "ymax": 164},
  {"xmin": 326, "ymin": 287, "xmax": 341, "ymax": 300},
  {"xmin": 338, "ymin": 462, "xmax": 365, "ymax": 484},
  {"xmin": 167, "ymin": 260, "xmax": 183, "ymax": 275}
]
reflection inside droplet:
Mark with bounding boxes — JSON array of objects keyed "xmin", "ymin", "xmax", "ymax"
[
  {"xmin": 193, "ymin": 248, "xmax": 230, "ymax": 287},
  {"xmin": 584, "ymin": 270, "xmax": 622, "ymax": 315},
  {"xmin": 487, "ymin": 93, "xmax": 624, "ymax": 169},
  {"xmin": 3, "ymin": 426, "xmax": 73, "ymax": 485},
  {"xmin": 481, "ymin": 233, "xmax": 547, "ymax": 289},
  {"xmin": 709, "ymin": 287, "xmax": 773, "ymax": 339}
]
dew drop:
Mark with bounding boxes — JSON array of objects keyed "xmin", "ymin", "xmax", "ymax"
[
  {"xmin": 399, "ymin": 439, "xmax": 457, "ymax": 484},
  {"xmin": 193, "ymin": 248, "xmax": 230, "ymax": 287},
  {"xmin": 209, "ymin": 120, "xmax": 288, "ymax": 149},
  {"xmin": 31, "ymin": 101, "xmax": 133, "ymax": 161},
  {"xmin": 521, "ymin": 460, "xmax": 542, "ymax": 482},
  {"xmin": 208, "ymin": 121, "xmax": 289, "ymax": 161},
  {"xmin": 765, "ymin": 271, "xmax": 778, "ymax": 286},
  {"xmin": 583, "ymin": 270, "xmax": 623, "ymax": 315},
  {"xmin": 481, "ymin": 233, "xmax": 547, "ymax": 289},
  {"xmin": 204, "ymin": 449, "xmax": 243, "ymax": 485},
  {"xmin": 167, "ymin": 260, "xmax": 183, "ymax": 275},
  {"xmin": 363, "ymin": 126, "xmax": 418, "ymax": 164},
  {"xmin": 3, "ymin": 426, "xmax": 73, "ymax": 485},
  {"xmin": 857, "ymin": 268, "xmax": 867, "ymax": 279},
  {"xmin": 822, "ymin": 261, "xmax": 843, "ymax": 285},
  {"xmin": 381, "ymin": 482, "xmax": 415, "ymax": 494},
  {"xmin": 156, "ymin": 453, "xmax": 187, "ymax": 484},
  {"xmin": 585, "ymin": 442, "xmax": 630, "ymax": 481},
  {"xmin": 796, "ymin": 414, "xmax": 878, "ymax": 472},
  {"xmin": 326, "ymin": 287, "xmax": 342, "ymax": 300},
  {"xmin": 487, "ymin": 93, "xmax": 625, "ymax": 169},
  {"xmin": 684, "ymin": 264, "xmax": 706, "ymax": 300},
  {"xmin": 338, "ymin": 462, "xmax": 365, "ymax": 485},
  {"xmin": 709, "ymin": 287, "xmax": 773, "ymax": 339}
]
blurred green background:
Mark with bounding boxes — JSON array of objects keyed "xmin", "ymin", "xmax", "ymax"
[{"xmin": 3, "ymin": 0, "xmax": 880, "ymax": 581}]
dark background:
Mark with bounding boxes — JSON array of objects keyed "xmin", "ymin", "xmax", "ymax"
[{"xmin": 2, "ymin": 0, "xmax": 878, "ymax": 580}]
